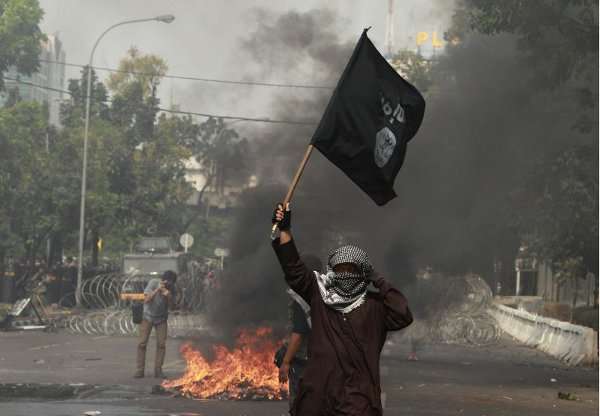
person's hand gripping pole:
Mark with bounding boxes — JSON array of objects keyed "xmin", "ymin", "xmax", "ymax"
[{"xmin": 271, "ymin": 203, "xmax": 291, "ymax": 240}]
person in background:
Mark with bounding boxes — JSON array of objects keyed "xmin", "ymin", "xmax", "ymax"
[
  {"xmin": 135, "ymin": 270, "xmax": 177, "ymax": 379},
  {"xmin": 279, "ymin": 254, "xmax": 322, "ymax": 410}
]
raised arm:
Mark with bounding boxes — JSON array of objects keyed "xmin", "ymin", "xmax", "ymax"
[
  {"xmin": 371, "ymin": 275, "xmax": 413, "ymax": 331},
  {"xmin": 272, "ymin": 203, "xmax": 315, "ymax": 303}
]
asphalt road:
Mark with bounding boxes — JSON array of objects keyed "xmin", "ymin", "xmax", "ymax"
[{"xmin": 0, "ymin": 330, "xmax": 597, "ymax": 416}]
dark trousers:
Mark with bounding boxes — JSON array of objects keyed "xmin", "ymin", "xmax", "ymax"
[
  {"xmin": 288, "ymin": 359, "xmax": 307, "ymax": 410},
  {"xmin": 136, "ymin": 319, "xmax": 168, "ymax": 374}
]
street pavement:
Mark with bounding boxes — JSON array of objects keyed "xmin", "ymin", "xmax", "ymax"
[{"xmin": 0, "ymin": 330, "xmax": 597, "ymax": 415}]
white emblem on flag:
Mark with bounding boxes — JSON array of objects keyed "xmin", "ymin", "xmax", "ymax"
[{"xmin": 374, "ymin": 127, "xmax": 397, "ymax": 168}]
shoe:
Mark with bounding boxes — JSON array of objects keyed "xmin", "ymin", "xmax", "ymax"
[
  {"xmin": 154, "ymin": 370, "xmax": 166, "ymax": 379},
  {"xmin": 134, "ymin": 371, "xmax": 144, "ymax": 378}
]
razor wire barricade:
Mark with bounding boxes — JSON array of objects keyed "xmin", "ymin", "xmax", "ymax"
[
  {"xmin": 62, "ymin": 270, "xmax": 210, "ymax": 337},
  {"xmin": 63, "ymin": 272, "xmax": 210, "ymax": 311},
  {"xmin": 403, "ymin": 274, "xmax": 501, "ymax": 346},
  {"xmin": 65, "ymin": 310, "xmax": 207, "ymax": 337}
]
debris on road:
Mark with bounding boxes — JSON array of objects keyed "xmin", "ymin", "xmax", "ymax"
[{"xmin": 558, "ymin": 391, "xmax": 578, "ymax": 401}]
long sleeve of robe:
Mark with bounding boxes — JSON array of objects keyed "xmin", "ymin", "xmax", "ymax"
[{"xmin": 273, "ymin": 238, "xmax": 413, "ymax": 416}]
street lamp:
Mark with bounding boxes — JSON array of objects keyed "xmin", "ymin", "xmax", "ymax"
[
  {"xmin": 76, "ymin": 15, "xmax": 175, "ymax": 306},
  {"xmin": 156, "ymin": 14, "xmax": 176, "ymax": 23}
]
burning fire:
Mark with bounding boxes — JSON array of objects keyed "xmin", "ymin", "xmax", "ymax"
[{"xmin": 162, "ymin": 327, "xmax": 287, "ymax": 400}]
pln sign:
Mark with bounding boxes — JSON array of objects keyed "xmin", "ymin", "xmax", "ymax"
[{"xmin": 416, "ymin": 31, "xmax": 444, "ymax": 48}]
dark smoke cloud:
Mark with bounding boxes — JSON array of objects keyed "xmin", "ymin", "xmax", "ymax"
[{"xmin": 207, "ymin": 7, "xmax": 597, "ymax": 336}]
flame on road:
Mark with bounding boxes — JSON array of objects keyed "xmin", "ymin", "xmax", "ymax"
[{"xmin": 162, "ymin": 327, "xmax": 286, "ymax": 400}]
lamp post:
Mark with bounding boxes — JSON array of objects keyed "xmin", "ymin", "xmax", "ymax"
[{"xmin": 76, "ymin": 15, "xmax": 175, "ymax": 306}]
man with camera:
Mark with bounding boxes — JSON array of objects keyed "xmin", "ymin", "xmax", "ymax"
[{"xmin": 134, "ymin": 270, "xmax": 177, "ymax": 379}]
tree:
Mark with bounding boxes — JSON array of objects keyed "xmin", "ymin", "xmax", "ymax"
[
  {"xmin": 0, "ymin": 101, "xmax": 58, "ymax": 272},
  {"xmin": 449, "ymin": 0, "xmax": 599, "ymax": 284},
  {"xmin": 0, "ymin": 0, "xmax": 45, "ymax": 90},
  {"xmin": 389, "ymin": 50, "xmax": 433, "ymax": 93},
  {"xmin": 1, "ymin": 44, "xmax": 250, "ymax": 272},
  {"xmin": 57, "ymin": 55, "xmax": 191, "ymax": 263},
  {"xmin": 60, "ymin": 67, "xmax": 110, "ymax": 126},
  {"xmin": 448, "ymin": 0, "xmax": 598, "ymax": 132},
  {"xmin": 514, "ymin": 145, "xmax": 598, "ymax": 276},
  {"xmin": 179, "ymin": 117, "xmax": 250, "ymax": 234},
  {"xmin": 108, "ymin": 47, "xmax": 168, "ymax": 146},
  {"xmin": 107, "ymin": 46, "xmax": 168, "ymax": 98}
]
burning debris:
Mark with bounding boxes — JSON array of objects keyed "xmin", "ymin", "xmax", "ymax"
[{"xmin": 162, "ymin": 327, "xmax": 286, "ymax": 400}]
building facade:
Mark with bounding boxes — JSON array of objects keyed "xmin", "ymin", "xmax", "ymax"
[
  {"xmin": 184, "ymin": 156, "xmax": 257, "ymax": 211},
  {"xmin": 1, "ymin": 34, "xmax": 66, "ymax": 126}
]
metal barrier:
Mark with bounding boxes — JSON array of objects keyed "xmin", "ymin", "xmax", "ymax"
[
  {"xmin": 490, "ymin": 303, "xmax": 598, "ymax": 366},
  {"xmin": 64, "ymin": 310, "xmax": 207, "ymax": 337}
]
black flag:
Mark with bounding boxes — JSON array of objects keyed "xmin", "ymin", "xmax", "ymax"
[{"xmin": 311, "ymin": 29, "xmax": 426, "ymax": 205}]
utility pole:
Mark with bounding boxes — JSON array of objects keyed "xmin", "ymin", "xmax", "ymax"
[
  {"xmin": 75, "ymin": 15, "xmax": 175, "ymax": 306},
  {"xmin": 384, "ymin": 0, "xmax": 395, "ymax": 58}
]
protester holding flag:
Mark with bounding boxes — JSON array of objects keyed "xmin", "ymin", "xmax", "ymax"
[
  {"xmin": 269, "ymin": 28, "xmax": 424, "ymax": 415},
  {"xmin": 272, "ymin": 203, "xmax": 412, "ymax": 415}
]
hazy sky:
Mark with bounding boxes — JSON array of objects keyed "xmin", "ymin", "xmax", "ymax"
[{"xmin": 38, "ymin": 0, "xmax": 454, "ymax": 123}]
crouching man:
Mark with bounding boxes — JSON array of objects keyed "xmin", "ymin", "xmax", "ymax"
[
  {"xmin": 272, "ymin": 203, "xmax": 413, "ymax": 415},
  {"xmin": 135, "ymin": 270, "xmax": 177, "ymax": 379}
]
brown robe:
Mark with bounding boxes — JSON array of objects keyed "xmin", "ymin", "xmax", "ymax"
[{"xmin": 273, "ymin": 238, "xmax": 413, "ymax": 416}]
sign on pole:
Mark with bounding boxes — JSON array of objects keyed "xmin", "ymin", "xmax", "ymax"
[
  {"xmin": 179, "ymin": 233, "xmax": 194, "ymax": 253},
  {"xmin": 214, "ymin": 248, "xmax": 230, "ymax": 270}
]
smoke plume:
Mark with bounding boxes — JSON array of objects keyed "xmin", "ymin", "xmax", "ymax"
[{"xmin": 207, "ymin": 6, "xmax": 597, "ymax": 336}]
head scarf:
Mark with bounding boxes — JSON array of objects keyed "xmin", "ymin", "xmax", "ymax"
[{"xmin": 316, "ymin": 245, "xmax": 373, "ymax": 313}]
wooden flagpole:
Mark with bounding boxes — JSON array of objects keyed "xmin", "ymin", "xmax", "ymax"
[{"xmin": 271, "ymin": 144, "xmax": 315, "ymax": 239}]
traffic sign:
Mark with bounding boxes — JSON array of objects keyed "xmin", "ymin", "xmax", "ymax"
[
  {"xmin": 180, "ymin": 233, "xmax": 194, "ymax": 251},
  {"xmin": 214, "ymin": 247, "xmax": 230, "ymax": 257}
]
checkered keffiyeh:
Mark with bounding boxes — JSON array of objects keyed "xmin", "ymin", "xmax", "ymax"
[{"xmin": 316, "ymin": 245, "xmax": 373, "ymax": 313}]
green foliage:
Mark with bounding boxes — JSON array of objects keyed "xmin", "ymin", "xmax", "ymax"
[
  {"xmin": 449, "ymin": 0, "xmax": 598, "ymax": 131},
  {"xmin": 1, "ymin": 38, "xmax": 247, "ymax": 266},
  {"xmin": 107, "ymin": 46, "xmax": 168, "ymax": 98},
  {"xmin": 108, "ymin": 48, "xmax": 168, "ymax": 148},
  {"xmin": 54, "ymin": 48, "xmax": 248, "ymax": 262},
  {"xmin": 60, "ymin": 67, "xmax": 110, "ymax": 125},
  {"xmin": 389, "ymin": 50, "xmax": 434, "ymax": 93},
  {"xmin": 186, "ymin": 215, "xmax": 232, "ymax": 258},
  {"xmin": 514, "ymin": 145, "xmax": 598, "ymax": 274},
  {"xmin": 0, "ymin": 101, "xmax": 55, "ymax": 259},
  {"xmin": 0, "ymin": 0, "xmax": 45, "ymax": 89},
  {"xmin": 445, "ymin": 0, "xmax": 598, "ymax": 278},
  {"xmin": 194, "ymin": 117, "xmax": 250, "ymax": 190}
]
